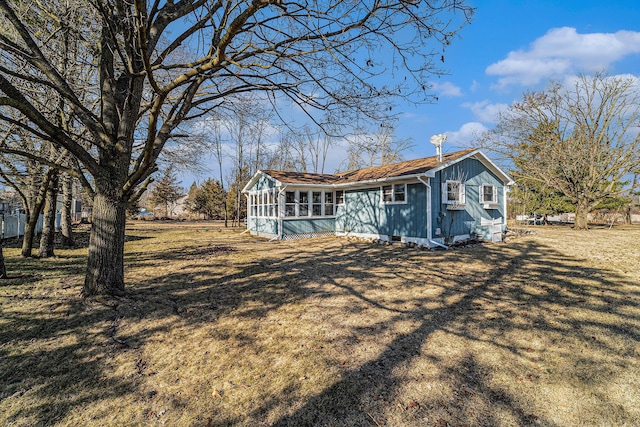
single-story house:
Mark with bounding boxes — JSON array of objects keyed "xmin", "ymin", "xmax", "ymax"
[{"xmin": 242, "ymin": 148, "xmax": 513, "ymax": 247}]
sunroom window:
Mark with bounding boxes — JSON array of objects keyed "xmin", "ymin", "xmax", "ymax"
[
  {"xmin": 312, "ymin": 191, "xmax": 322, "ymax": 216},
  {"xmin": 285, "ymin": 191, "xmax": 296, "ymax": 217},
  {"xmin": 325, "ymin": 192, "xmax": 334, "ymax": 216},
  {"xmin": 299, "ymin": 191, "xmax": 309, "ymax": 216}
]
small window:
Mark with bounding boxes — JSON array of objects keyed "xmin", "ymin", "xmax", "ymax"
[
  {"xmin": 299, "ymin": 191, "xmax": 309, "ymax": 216},
  {"xmin": 394, "ymin": 184, "xmax": 406, "ymax": 202},
  {"xmin": 480, "ymin": 184, "xmax": 498, "ymax": 206},
  {"xmin": 325, "ymin": 192, "xmax": 334, "ymax": 216},
  {"xmin": 285, "ymin": 191, "xmax": 296, "ymax": 217},
  {"xmin": 442, "ymin": 180, "xmax": 466, "ymax": 205},
  {"xmin": 382, "ymin": 185, "xmax": 393, "ymax": 202},
  {"xmin": 336, "ymin": 190, "xmax": 345, "ymax": 205},
  {"xmin": 381, "ymin": 183, "xmax": 407, "ymax": 204}
]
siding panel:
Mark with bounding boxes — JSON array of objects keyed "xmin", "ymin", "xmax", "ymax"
[
  {"xmin": 336, "ymin": 183, "xmax": 427, "ymax": 238},
  {"xmin": 431, "ymin": 158, "xmax": 506, "ymax": 241},
  {"xmin": 282, "ymin": 218, "xmax": 335, "ymax": 235}
]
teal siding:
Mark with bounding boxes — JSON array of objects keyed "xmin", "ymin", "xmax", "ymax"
[
  {"xmin": 249, "ymin": 218, "xmax": 278, "ymax": 236},
  {"xmin": 283, "ymin": 218, "xmax": 335, "ymax": 235},
  {"xmin": 335, "ymin": 183, "xmax": 427, "ymax": 238},
  {"xmin": 254, "ymin": 175, "xmax": 276, "ymax": 190},
  {"xmin": 431, "ymin": 158, "xmax": 506, "ymax": 241}
]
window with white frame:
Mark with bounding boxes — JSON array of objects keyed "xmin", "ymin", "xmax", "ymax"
[
  {"xmin": 259, "ymin": 191, "xmax": 265, "ymax": 217},
  {"xmin": 251, "ymin": 194, "xmax": 257, "ymax": 216},
  {"xmin": 285, "ymin": 191, "xmax": 296, "ymax": 217},
  {"xmin": 279, "ymin": 190, "xmax": 337, "ymax": 218},
  {"xmin": 480, "ymin": 184, "xmax": 498, "ymax": 207},
  {"xmin": 394, "ymin": 183, "xmax": 406, "ymax": 202},
  {"xmin": 381, "ymin": 183, "xmax": 407, "ymax": 204},
  {"xmin": 336, "ymin": 190, "xmax": 345, "ymax": 205},
  {"xmin": 442, "ymin": 180, "xmax": 466, "ymax": 205},
  {"xmin": 325, "ymin": 192, "xmax": 334, "ymax": 216},
  {"xmin": 312, "ymin": 191, "xmax": 322, "ymax": 216},
  {"xmin": 299, "ymin": 190, "xmax": 309, "ymax": 216}
]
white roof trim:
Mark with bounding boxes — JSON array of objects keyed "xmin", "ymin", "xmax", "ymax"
[
  {"xmin": 241, "ymin": 170, "xmax": 281, "ymax": 193},
  {"xmin": 425, "ymin": 150, "xmax": 513, "ymax": 184}
]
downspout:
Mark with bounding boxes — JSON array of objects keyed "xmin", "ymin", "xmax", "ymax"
[
  {"xmin": 417, "ymin": 176, "xmax": 449, "ymax": 249},
  {"xmin": 503, "ymin": 185, "xmax": 509, "ymax": 231},
  {"xmin": 270, "ymin": 185, "xmax": 287, "ymax": 242}
]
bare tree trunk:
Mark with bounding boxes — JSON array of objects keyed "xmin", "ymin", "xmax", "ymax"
[
  {"xmin": 61, "ymin": 173, "xmax": 74, "ymax": 247},
  {"xmin": 574, "ymin": 200, "xmax": 590, "ymax": 230},
  {"xmin": 83, "ymin": 187, "xmax": 127, "ymax": 296},
  {"xmin": 21, "ymin": 215, "xmax": 38, "ymax": 257},
  {"xmin": 0, "ymin": 243, "xmax": 7, "ymax": 279},
  {"xmin": 21, "ymin": 169, "xmax": 53, "ymax": 257},
  {"xmin": 38, "ymin": 170, "xmax": 59, "ymax": 258}
]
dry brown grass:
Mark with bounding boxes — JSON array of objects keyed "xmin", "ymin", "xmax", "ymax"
[{"xmin": 1, "ymin": 222, "xmax": 639, "ymax": 426}]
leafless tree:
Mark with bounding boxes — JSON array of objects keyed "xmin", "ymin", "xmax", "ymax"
[
  {"xmin": 1, "ymin": 0, "xmax": 473, "ymax": 296},
  {"xmin": 480, "ymin": 72, "xmax": 640, "ymax": 230},
  {"xmin": 341, "ymin": 122, "xmax": 413, "ymax": 171}
]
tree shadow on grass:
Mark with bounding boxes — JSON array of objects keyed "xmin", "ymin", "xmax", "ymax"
[
  {"xmin": 112, "ymin": 233, "xmax": 640, "ymax": 426},
  {"xmin": 239, "ymin": 240, "xmax": 639, "ymax": 427},
  {"xmin": 2, "ymin": 230, "xmax": 639, "ymax": 426}
]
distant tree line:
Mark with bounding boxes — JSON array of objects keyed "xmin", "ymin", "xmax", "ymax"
[{"xmin": 482, "ymin": 72, "xmax": 640, "ymax": 229}]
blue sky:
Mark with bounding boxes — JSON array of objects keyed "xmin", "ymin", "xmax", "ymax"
[
  {"xmin": 397, "ymin": 0, "xmax": 640, "ymax": 158},
  {"xmin": 395, "ymin": 0, "xmax": 640, "ymax": 159},
  {"xmin": 179, "ymin": 0, "xmax": 640, "ymax": 184}
]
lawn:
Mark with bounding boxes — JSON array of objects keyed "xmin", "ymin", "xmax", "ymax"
[{"xmin": 1, "ymin": 222, "xmax": 639, "ymax": 426}]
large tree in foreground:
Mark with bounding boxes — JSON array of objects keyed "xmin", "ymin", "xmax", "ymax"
[
  {"xmin": 0, "ymin": 0, "xmax": 472, "ymax": 296},
  {"xmin": 481, "ymin": 73, "xmax": 640, "ymax": 230}
]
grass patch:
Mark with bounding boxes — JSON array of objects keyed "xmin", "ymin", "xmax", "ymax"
[{"xmin": 1, "ymin": 222, "xmax": 639, "ymax": 426}]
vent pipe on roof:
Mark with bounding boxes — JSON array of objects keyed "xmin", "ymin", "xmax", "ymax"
[{"xmin": 429, "ymin": 133, "xmax": 446, "ymax": 163}]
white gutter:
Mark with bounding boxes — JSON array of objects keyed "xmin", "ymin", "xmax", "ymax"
[{"xmin": 417, "ymin": 175, "xmax": 448, "ymax": 250}]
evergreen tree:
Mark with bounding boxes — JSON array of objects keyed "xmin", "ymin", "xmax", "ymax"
[
  {"xmin": 150, "ymin": 167, "xmax": 183, "ymax": 218},
  {"xmin": 183, "ymin": 182, "xmax": 199, "ymax": 218},
  {"xmin": 190, "ymin": 179, "xmax": 226, "ymax": 219}
]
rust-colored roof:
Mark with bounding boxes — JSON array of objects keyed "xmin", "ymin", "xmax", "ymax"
[
  {"xmin": 262, "ymin": 149, "xmax": 476, "ymax": 185},
  {"xmin": 260, "ymin": 170, "xmax": 342, "ymax": 185}
]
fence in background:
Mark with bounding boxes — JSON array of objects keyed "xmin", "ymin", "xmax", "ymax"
[{"xmin": 1, "ymin": 214, "xmax": 46, "ymax": 239}]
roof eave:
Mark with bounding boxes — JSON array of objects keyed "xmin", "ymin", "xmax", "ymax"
[
  {"xmin": 241, "ymin": 170, "xmax": 282, "ymax": 193},
  {"xmin": 426, "ymin": 149, "xmax": 513, "ymax": 184}
]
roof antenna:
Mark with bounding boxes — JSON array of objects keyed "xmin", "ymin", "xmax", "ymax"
[{"xmin": 430, "ymin": 133, "xmax": 446, "ymax": 163}]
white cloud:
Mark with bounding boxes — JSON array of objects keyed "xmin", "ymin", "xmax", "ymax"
[
  {"xmin": 431, "ymin": 81, "xmax": 463, "ymax": 97},
  {"xmin": 462, "ymin": 100, "xmax": 509, "ymax": 124},
  {"xmin": 487, "ymin": 27, "xmax": 640, "ymax": 88},
  {"xmin": 446, "ymin": 122, "xmax": 488, "ymax": 148}
]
